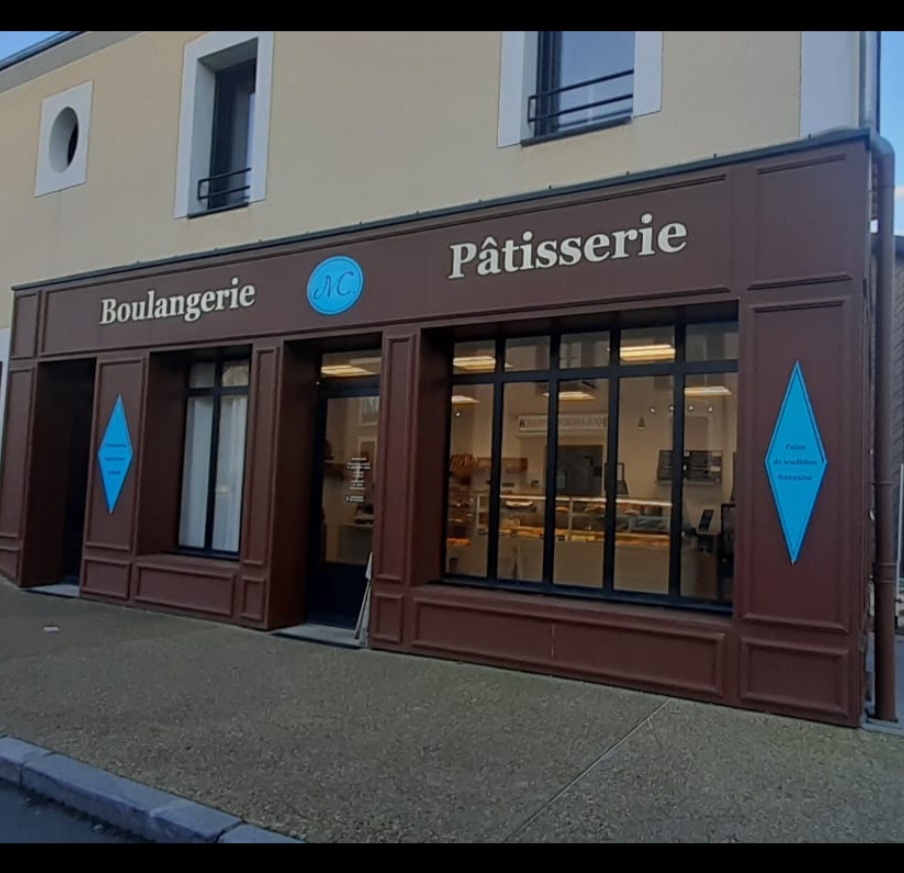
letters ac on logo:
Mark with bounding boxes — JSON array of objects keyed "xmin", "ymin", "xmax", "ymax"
[{"xmin": 306, "ymin": 255, "xmax": 365, "ymax": 316}]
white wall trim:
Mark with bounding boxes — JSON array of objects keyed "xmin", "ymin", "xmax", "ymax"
[
  {"xmin": 497, "ymin": 31, "xmax": 536, "ymax": 148},
  {"xmin": 174, "ymin": 30, "xmax": 274, "ymax": 219},
  {"xmin": 859, "ymin": 30, "xmax": 879, "ymax": 130},
  {"xmin": 633, "ymin": 31, "xmax": 663, "ymax": 118},
  {"xmin": 800, "ymin": 31, "xmax": 859, "ymax": 137},
  {"xmin": 35, "ymin": 80, "xmax": 93, "ymax": 197},
  {"xmin": 0, "ymin": 328, "xmax": 11, "ymax": 464},
  {"xmin": 497, "ymin": 30, "xmax": 663, "ymax": 149}
]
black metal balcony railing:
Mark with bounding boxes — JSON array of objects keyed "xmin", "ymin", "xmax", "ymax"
[
  {"xmin": 527, "ymin": 68, "xmax": 634, "ymax": 136},
  {"xmin": 197, "ymin": 167, "xmax": 251, "ymax": 210}
]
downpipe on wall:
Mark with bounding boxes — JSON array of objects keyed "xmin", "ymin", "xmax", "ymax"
[{"xmin": 871, "ymin": 132, "xmax": 897, "ymax": 723}]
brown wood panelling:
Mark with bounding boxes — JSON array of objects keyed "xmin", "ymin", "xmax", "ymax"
[
  {"xmin": 0, "ymin": 367, "xmax": 35, "ymax": 542},
  {"xmin": 371, "ymin": 592, "xmax": 404, "ymax": 644},
  {"xmin": 372, "ymin": 332, "xmax": 415, "ymax": 589},
  {"xmin": 739, "ymin": 293, "xmax": 853, "ymax": 632},
  {"xmin": 411, "ymin": 591, "xmax": 726, "ymax": 698},
  {"xmin": 751, "ymin": 155, "xmax": 854, "ymax": 285},
  {"xmin": 34, "ymin": 172, "xmax": 733, "ymax": 359},
  {"xmin": 136, "ymin": 353, "xmax": 187, "ymax": 555},
  {"xmin": 133, "ymin": 558, "xmax": 236, "ymax": 617},
  {"xmin": 237, "ymin": 575, "xmax": 266, "ymax": 623},
  {"xmin": 267, "ymin": 343, "xmax": 318, "ymax": 627},
  {"xmin": 406, "ymin": 331, "xmax": 448, "ymax": 591},
  {"xmin": 891, "ymin": 251, "xmax": 904, "ymax": 554},
  {"xmin": 0, "ymin": 544, "xmax": 20, "ymax": 579},
  {"xmin": 739, "ymin": 638, "xmax": 849, "ymax": 720},
  {"xmin": 84, "ymin": 357, "xmax": 146, "ymax": 553},
  {"xmin": 241, "ymin": 345, "xmax": 279, "ymax": 568},
  {"xmin": 81, "ymin": 557, "xmax": 130, "ymax": 600},
  {"xmin": 11, "ymin": 293, "xmax": 39, "ymax": 359}
]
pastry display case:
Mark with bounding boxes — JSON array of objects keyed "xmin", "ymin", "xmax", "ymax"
[{"xmin": 455, "ymin": 493, "xmax": 673, "ymax": 542}]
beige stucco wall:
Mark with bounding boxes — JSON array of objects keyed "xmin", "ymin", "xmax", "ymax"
[{"xmin": 0, "ymin": 31, "xmax": 806, "ymax": 329}]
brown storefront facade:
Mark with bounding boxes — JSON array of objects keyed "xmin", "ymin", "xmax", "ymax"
[{"xmin": 0, "ymin": 132, "xmax": 876, "ymax": 726}]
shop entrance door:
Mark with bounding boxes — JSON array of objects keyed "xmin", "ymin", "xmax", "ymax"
[
  {"xmin": 307, "ymin": 389, "xmax": 380, "ymax": 628},
  {"xmin": 59, "ymin": 361, "xmax": 96, "ymax": 585}
]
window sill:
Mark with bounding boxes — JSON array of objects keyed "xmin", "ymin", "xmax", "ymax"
[
  {"xmin": 520, "ymin": 112, "xmax": 632, "ymax": 148},
  {"xmin": 436, "ymin": 574, "xmax": 733, "ymax": 617},
  {"xmin": 187, "ymin": 200, "xmax": 250, "ymax": 220}
]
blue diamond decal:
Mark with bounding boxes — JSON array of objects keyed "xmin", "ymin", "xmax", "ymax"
[
  {"xmin": 764, "ymin": 362, "xmax": 827, "ymax": 564},
  {"xmin": 97, "ymin": 395, "xmax": 133, "ymax": 514}
]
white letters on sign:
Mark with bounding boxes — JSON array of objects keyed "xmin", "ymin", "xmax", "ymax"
[
  {"xmin": 448, "ymin": 213, "xmax": 688, "ymax": 280},
  {"xmin": 99, "ymin": 277, "xmax": 257, "ymax": 326}
]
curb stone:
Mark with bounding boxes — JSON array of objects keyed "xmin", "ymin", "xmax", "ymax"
[{"xmin": 0, "ymin": 735, "xmax": 303, "ymax": 844}]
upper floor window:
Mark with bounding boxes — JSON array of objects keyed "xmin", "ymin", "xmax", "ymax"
[
  {"xmin": 174, "ymin": 31, "xmax": 274, "ymax": 219},
  {"xmin": 35, "ymin": 81, "xmax": 93, "ymax": 197},
  {"xmin": 206, "ymin": 59, "xmax": 256, "ymax": 211},
  {"xmin": 529, "ymin": 31, "xmax": 635, "ymax": 139}
]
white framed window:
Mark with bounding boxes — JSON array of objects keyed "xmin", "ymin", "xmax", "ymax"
[
  {"xmin": 497, "ymin": 31, "xmax": 663, "ymax": 147},
  {"xmin": 174, "ymin": 31, "xmax": 274, "ymax": 219},
  {"xmin": 35, "ymin": 81, "xmax": 93, "ymax": 196}
]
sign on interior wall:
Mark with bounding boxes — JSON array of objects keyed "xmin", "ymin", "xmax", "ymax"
[
  {"xmin": 517, "ymin": 413, "xmax": 608, "ymax": 435},
  {"xmin": 307, "ymin": 255, "xmax": 364, "ymax": 316},
  {"xmin": 97, "ymin": 395, "xmax": 133, "ymax": 514},
  {"xmin": 764, "ymin": 361, "xmax": 827, "ymax": 564}
]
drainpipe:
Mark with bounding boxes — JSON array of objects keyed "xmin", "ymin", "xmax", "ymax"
[{"xmin": 871, "ymin": 131, "xmax": 896, "ymax": 723}]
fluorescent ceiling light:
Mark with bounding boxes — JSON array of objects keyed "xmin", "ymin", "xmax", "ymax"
[
  {"xmin": 321, "ymin": 364, "xmax": 375, "ymax": 377},
  {"xmin": 684, "ymin": 385, "xmax": 732, "ymax": 397},
  {"xmin": 453, "ymin": 354, "xmax": 497, "ymax": 372},
  {"xmin": 542, "ymin": 389, "xmax": 596, "ymax": 401},
  {"xmin": 451, "ymin": 394, "xmax": 480, "ymax": 405},
  {"xmin": 620, "ymin": 343, "xmax": 675, "ymax": 362},
  {"xmin": 452, "ymin": 354, "xmax": 516, "ymax": 372}
]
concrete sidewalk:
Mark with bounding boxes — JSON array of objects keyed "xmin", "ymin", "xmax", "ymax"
[{"xmin": 3, "ymin": 580, "xmax": 904, "ymax": 842}]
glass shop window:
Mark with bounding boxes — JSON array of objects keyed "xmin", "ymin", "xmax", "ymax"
[
  {"xmin": 442, "ymin": 322, "xmax": 738, "ymax": 612},
  {"xmin": 178, "ymin": 359, "xmax": 250, "ymax": 555}
]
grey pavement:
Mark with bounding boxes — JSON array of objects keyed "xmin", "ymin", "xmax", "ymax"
[
  {"xmin": 0, "ymin": 780, "xmax": 142, "ymax": 843},
  {"xmin": 3, "ymin": 578, "xmax": 904, "ymax": 842}
]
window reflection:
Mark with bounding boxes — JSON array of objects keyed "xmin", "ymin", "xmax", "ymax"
[
  {"xmin": 442, "ymin": 321, "xmax": 738, "ymax": 612},
  {"xmin": 553, "ymin": 379, "xmax": 609, "ymax": 589},
  {"xmin": 679, "ymin": 373, "xmax": 737, "ymax": 604},
  {"xmin": 495, "ymin": 382, "xmax": 548, "ymax": 582},
  {"xmin": 446, "ymin": 384, "xmax": 494, "ymax": 576},
  {"xmin": 320, "ymin": 349, "xmax": 382, "ymax": 378},
  {"xmin": 613, "ymin": 376, "xmax": 674, "ymax": 595}
]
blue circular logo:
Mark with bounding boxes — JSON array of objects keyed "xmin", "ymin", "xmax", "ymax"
[{"xmin": 306, "ymin": 256, "xmax": 364, "ymax": 316}]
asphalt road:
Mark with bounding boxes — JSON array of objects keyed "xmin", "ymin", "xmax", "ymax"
[{"xmin": 0, "ymin": 781, "xmax": 142, "ymax": 843}]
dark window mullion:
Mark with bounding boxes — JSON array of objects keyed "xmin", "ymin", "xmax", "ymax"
[
  {"xmin": 486, "ymin": 337, "xmax": 506, "ymax": 579},
  {"xmin": 668, "ymin": 325, "xmax": 688, "ymax": 600},
  {"xmin": 203, "ymin": 362, "xmax": 224, "ymax": 552},
  {"xmin": 541, "ymin": 336, "xmax": 562, "ymax": 586},
  {"xmin": 536, "ymin": 32, "xmax": 559, "ymax": 136},
  {"xmin": 603, "ymin": 330, "xmax": 621, "ymax": 592},
  {"xmin": 548, "ymin": 32, "xmax": 563, "ymax": 135},
  {"xmin": 452, "ymin": 361, "xmax": 704, "ymax": 387}
]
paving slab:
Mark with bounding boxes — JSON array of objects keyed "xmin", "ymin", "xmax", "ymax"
[
  {"xmin": 0, "ymin": 582, "xmax": 663, "ymax": 842},
  {"xmin": 5, "ymin": 580, "xmax": 904, "ymax": 842},
  {"xmin": 512, "ymin": 697, "xmax": 904, "ymax": 843}
]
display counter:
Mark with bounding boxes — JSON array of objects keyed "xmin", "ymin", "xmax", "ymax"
[{"xmin": 446, "ymin": 491, "xmax": 710, "ymax": 594}]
